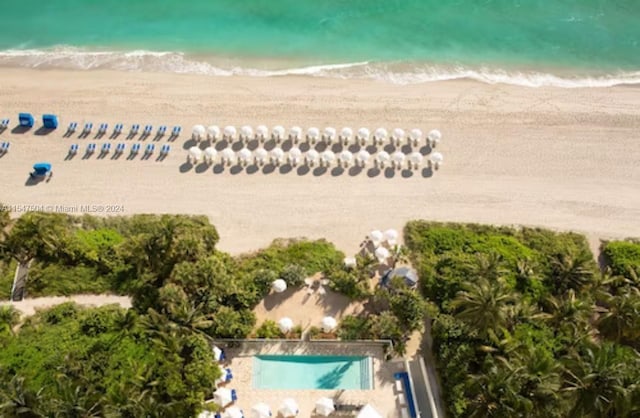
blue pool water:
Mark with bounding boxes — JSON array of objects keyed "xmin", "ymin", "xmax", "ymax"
[{"xmin": 253, "ymin": 355, "xmax": 372, "ymax": 390}]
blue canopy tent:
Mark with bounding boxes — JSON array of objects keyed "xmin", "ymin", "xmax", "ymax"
[
  {"xmin": 42, "ymin": 114, "xmax": 58, "ymax": 129},
  {"xmin": 19, "ymin": 113, "xmax": 35, "ymax": 128},
  {"xmin": 32, "ymin": 162, "xmax": 52, "ymax": 177},
  {"xmin": 381, "ymin": 267, "xmax": 418, "ymax": 289}
]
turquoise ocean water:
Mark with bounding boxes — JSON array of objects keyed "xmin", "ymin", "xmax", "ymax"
[{"xmin": 0, "ymin": 0, "xmax": 639, "ymax": 87}]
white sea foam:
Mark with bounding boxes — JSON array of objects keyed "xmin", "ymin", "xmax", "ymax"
[{"xmin": 1, "ymin": 46, "xmax": 639, "ymax": 88}]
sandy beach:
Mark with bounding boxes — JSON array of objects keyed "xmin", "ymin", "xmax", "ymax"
[{"xmin": 0, "ymin": 68, "xmax": 639, "ymax": 256}]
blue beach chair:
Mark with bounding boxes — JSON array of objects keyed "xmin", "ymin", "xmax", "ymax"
[
  {"xmin": 131, "ymin": 143, "xmax": 141, "ymax": 154},
  {"xmin": 0, "ymin": 118, "xmax": 9, "ymax": 128},
  {"xmin": 160, "ymin": 144, "xmax": 170, "ymax": 155},
  {"xmin": 101, "ymin": 143, "xmax": 111, "ymax": 153},
  {"xmin": 225, "ymin": 368, "xmax": 233, "ymax": 382},
  {"xmin": 68, "ymin": 122, "xmax": 78, "ymax": 132},
  {"xmin": 145, "ymin": 143, "xmax": 155, "ymax": 154},
  {"xmin": 116, "ymin": 143, "xmax": 126, "ymax": 153},
  {"xmin": 69, "ymin": 144, "xmax": 78, "ymax": 154},
  {"xmin": 1, "ymin": 142, "xmax": 10, "ymax": 153},
  {"xmin": 158, "ymin": 125, "xmax": 167, "ymax": 135},
  {"xmin": 114, "ymin": 123, "xmax": 124, "ymax": 134},
  {"xmin": 87, "ymin": 143, "xmax": 96, "ymax": 153},
  {"xmin": 99, "ymin": 123, "xmax": 108, "ymax": 134},
  {"xmin": 83, "ymin": 122, "xmax": 93, "ymax": 133},
  {"xmin": 231, "ymin": 389, "xmax": 238, "ymax": 402},
  {"xmin": 131, "ymin": 124, "xmax": 140, "ymax": 135},
  {"xmin": 172, "ymin": 125, "xmax": 181, "ymax": 136},
  {"xmin": 143, "ymin": 125, "xmax": 153, "ymax": 135}
]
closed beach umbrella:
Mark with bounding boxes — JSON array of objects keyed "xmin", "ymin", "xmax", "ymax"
[
  {"xmin": 307, "ymin": 127, "xmax": 320, "ymax": 142},
  {"xmin": 289, "ymin": 147, "xmax": 302, "ymax": 165},
  {"xmin": 240, "ymin": 125, "xmax": 254, "ymax": 140},
  {"xmin": 375, "ymin": 247, "xmax": 390, "ymax": 262},
  {"xmin": 215, "ymin": 364, "xmax": 232, "ymax": 385},
  {"xmin": 321, "ymin": 316, "xmax": 337, "ymax": 332},
  {"xmin": 409, "ymin": 152, "xmax": 423, "ymax": 168},
  {"xmin": 369, "ymin": 230, "xmax": 384, "ymax": 245},
  {"xmin": 255, "ymin": 148, "xmax": 268, "ymax": 164},
  {"xmin": 391, "ymin": 151, "xmax": 406, "ymax": 167},
  {"xmin": 272, "ymin": 125, "xmax": 285, "ymax": 140},
  {"xmin": 192, "ymin": 124, "xmax": 206, "ymax": 140},
  {"xmin": 221, "ymin": 148, "xmax": 235, "ymax": 164},
  {"xmin": 357, "ymin": 127, "xmax": 370, "ymax": 145},
  {"xmin": 356, "ymin": 150, "xmax": 370, "ymax": 166},
  {"xmin": 204, "ymin": 147, "xmax": 217, "ymax": 162},
  {"xmin": 271, "ymin": 147, "xmax": 284, "ymax": 164},
  {"xmin": 207, "ymin": 125, "xmax": 220, "ymax": 140},
  {"xmin": 306, "ymin": 149, "xmax": 319, "ymax": 165},
  {"xmin": 224, "ymin": 407, "xmax": 244, "ymax": 418},
  {"xmin": 315, "ymin": 397, "xmax": 335, "ymax": 417},
  {"xmin": 278, "ymin": 317, "xmax": 294, "ymax": 333},
  {"xmin": 321, "ymin": 150, "xmax": 335, "ymax": 165},
  {"xmin": 279, "ymin": 398, "xmax": 299, "ymax": 418},
  {"xmin": 272, "ymin": 279, "xmax": 287, "ymax": 293},
  {"xmin": 340, "ymin": 150, "xmax": 353, "ymax": 166},
  {"xmin": 224, "ymin": 125, "xmax": 237, "ymax": 140},
  {"xmin": 344, "ymin": 257, "xmax": 357, "ymax": 268},
  {"xmin": 189, "ymin": 146, "xmax": 202, "ymax": 162},
  {"xmin": 238, "ymin": 148, "xmax": 252, "ymax": 164},
  {"xmin": 251, "ymin": 403, "xmax": 271, "ymax": 418},
  {"xmin": 384, "ymin": 229, "xmax": 399, "ymax": 246},
  {"xmin": 374, "ymin": 128, "xmax": 388, "ymax": 143},
  {"xmin": 357, "ymin": 404, "xmax": 382, "ymax": 418},
  {"xmin": 376, "ymin": 151, "xmax": 390, "ymax": 167},
  {"xmin": 392, "ymin": 128, "xmax": 405, "ymax": 142},
  {"xmin": 323, "ymin": 127, "xmax": 336, "ymax": 142},
  {"xmin": 428, "ymin": 129, "xmax": 442, "ymax": 146},
  {"xmin": 213, "ymin": 345, "xmax": 224, "ymax": 361},
  {"xmin": 430, "ymin": 152, "xmax": 444, "ymax": 165},
  {"xmin": 340, "ymin": 127, "xmax": 353, "ymax": 144},
  {"xmin": 256, "ymin": 125, "xmax": 269, "ymax": 140},
  {"xmin": 289, "ymin": 126, "xmax": 302, "ymax": 141},
  {"xmin": 213, "ymin": 388, "xmax": 233, "ymax": 407},
  {"xmin": 410, "ymin": 128, "xmax": 423, "ymax": 146}
]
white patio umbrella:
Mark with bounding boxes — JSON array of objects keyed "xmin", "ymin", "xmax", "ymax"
[
  {"xmin": 357, "ymin": 404, "xmax": 382, "ymax": 418},
  {"xmin": 271, "ymin": 147, "xmax": 284, "ymax": 165},
  {"xmin": 207, "ymin": 125, "xmax": 220, "ymax": 141},
  {"xmin": 374, "ymin": 128, "xmax": 388, "ymax": 144},
  {"xmin": 278, "ymin": 317, "xmax": 294, "ymax": 333},
  {"xmin": 344, "ymin": 257, "xmax": 357, "ymax": 268},
  {"xmin": 240, "ymin": 125, "xmax": 254, "ymax": 140},
  {"xmin": 306, "ymin": 149, "xmax": 319, "ymax": 166},
  {"xmin": 339, "ymin": 150, "xmax": 353, "ymax": 167},
  {"xmin": 289, "ymin": 126, "xmax": 302, "ymax": 142},
  {"xmin": 323, "ymin": 127, "xmax": 336, "ymax": 143},
  {"xmin": 428, "ymin": 129, "xmax": 442, "ymax": 146},
  {"xmin": 321, "ymin": 150, "xmax": 335, "ymax": 166},
  {"xmin": 391, "ymin": 151, "xmax": 406, "ymax": 168},
  {"xmin": 204, "ymin": 147, "xmax": 217, "ymax": 163},
  {"xmin": 369, "ymin": 230, "xmax": 384, "ymax": 246},
  {"xmin": 251, "ymin": 403, "xmax": 271, "ymax": 418},
  {"xmin": 192, "ymin": 124, "xmax": 206, "ymax": 140},
  {"xmin": 215, "ymin": 363, "xmax": 228, "ymax": 385},
  {"xmin": 272, "ymin": 125, "xmax": 285, "ymax": 141},
  {"xmin": 392, "ymin": 128, "xmax": 406, "ymax": 143},
  {"xmin": 409, "ymin": 151, "xmax": 423, "ymax": 169},
  {"xmin": 189, "ymin": 146, "xmax": 202, "ymax": 162},
  {"xmin": 272, "ymin": 279, "xmax": 287, "ymax": 293},
  {"xmin": 376, "ymin": 151, "xmax": 390, "ymax": 167},
  {"xmin": 357, "ymin": 127, "xmax": 370, "ymax": 145},
  {"xmin": 321, "ymin": 316, "xmax": 337, "ymax": 332},
  {"xmin": 213, "ymin": 345, "xmax": 224, "ymax": 361},
  {"xmin": 289, "ymin": 147, "xmax": 302, "ymax": 166},
  {"xmin": 224, "ymin": 407, "xmax": 244, "ymax": 418},
  {"xmin": 213, "ymin": 388, "xmax": 233, "ymax": 407},
  {"xmin": 356, "ymin": 150, "xmax": 370, "ymax": 167},
  {"xmin": 307, "ymin": 127, "xmax": 320, "ymax": 143},
  {"xmin": 238, "ymin": 148, "xmax": 252, "ymax": 165},
  {"xmin": 221, "ymin": 148, "xmax": 235, "ymax": 165},
  {"xmin": 410, "ymin": 128, "xmax": 423, "ymax": 146},
  {"xmin": 430, "ymin": 152, "xmax": 444, "ymax": 169},
  {"xmin": 224, "ymin": 125, "xmax": 237, "ymax": 140},
  {"xmin": 256, "ymin": 125, "xmax": 269, "ymax": 141},
  {"xmin": 375, "ymin": 246, "xmax": 390, "ymax": 262},
  {"xmin": 384, "ymin": 229, "xmax": 399, "ymax": 246},
  {"xmin": 279, "ymin": 398, "xmax": 299, "ymax": 417},
  {"xmin": 315, "ymin": 397, "xmax": 335, "ymax": 417},
  {"xmin": 254, "ymin": 148, "xmax": 268, "ymax": 165},
  {"xmin": 340, "ymin": 127, "xmax": 353, "ymax": 145}
]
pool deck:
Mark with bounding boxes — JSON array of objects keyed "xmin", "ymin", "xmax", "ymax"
[{"xmin": 217, "ymin": 341, "xmax": 404, "ymax": 418}]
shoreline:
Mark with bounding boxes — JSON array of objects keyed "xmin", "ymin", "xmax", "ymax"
[{"xmin": 0, "ymin": 68, "xmax": 639, "ymax": 256}]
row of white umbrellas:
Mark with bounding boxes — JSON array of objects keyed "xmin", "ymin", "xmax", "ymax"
[
  {"xmin": 370, "ymin": 229, "xmax": 399, "ymax": 247},
  {"xmin": 201, "ymin": 399, "xmax": 380, "ymax": 418},
  {"xmin": 274, "ymin": 315, "xmax": 337, "ymax": 334},
  {"xmin": 192, "ymin": 125, "xmax": 441, "ymax": 147},
  {"xmin": 189, "ymin": 146, "xmax": 443, "ymax": 169}
]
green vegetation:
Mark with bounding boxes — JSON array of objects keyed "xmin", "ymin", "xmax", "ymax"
[{"xmin": 405, "ymin": 221, "xmax": 640, "ymax": 418}]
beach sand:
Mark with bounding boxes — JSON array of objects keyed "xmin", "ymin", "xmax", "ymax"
[{"xmin": 0, "ymin": 68, "xmax": 639, "ymax": 256}]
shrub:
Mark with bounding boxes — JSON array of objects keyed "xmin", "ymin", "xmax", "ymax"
[
  {"xmin": 602, "ymin": 240, "xmax": 640, "ymax": 278},
  {"xmin": 255, "ymin": 320, "xmax": 283, "ymax": 339},
  {"xmin": 279, "ymin": 264, "xmax": 307, "ymax": 287},
  {"xmin": 337, "ymin": 315, "xmax": 370, "ymax": 340},
  {"xmin": 325, "ymin": 268, "xmax": 370, "ymax": 300}
]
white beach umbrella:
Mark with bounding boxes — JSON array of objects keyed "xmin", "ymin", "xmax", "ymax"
[
  {"xmin": 213, "ymin": 345, "xmax": 224, "ymax": 361},
  {"xmin": 391, "ymin": 151, "xmax": 406, "ymax": 168},
  {"xmin": 307, "ymin": 127, "xmax": 320, "ymax": 142},
  {"xmin": 224, "ymin": 407, "xmax": 244, "ymax": 418},
  {"xmin": 428, "ymin": 129, "xmax": 442, "ymax": 146},
  {"xmin": 272, "ymin": 279, "xmax": 287, "ymax": 293},
  {"xmin": 339, "ymin": 150, "xmax": 353, "ymax": 166},
  {"xmin": 289, "ymin": 126, "xmax": 302, "ymax": 141},
  {"xmin": 278, "ymin": 317, "xmax": 294, "ymax": 333},
  {"xmin": 344, "ymin": 257, "xmax": 357, "ymax": 268},
  {"xmin": 340, "ymin": 127, "xmax": 353, "ymax": 145},
  {"xmin": 199, "ymin": 411, "xmax": 216, "ymax": 418},
  {"xmin": 315, "ymin": 397, "xmax": 335, "ymax": 417},
  {"xmin": 213, "ymin": 388, "xmax": 233, "ymax": 407},
  {"xmin": 375, "ymin": 246, "xmax": 390, "ymax": 262},
  {"xmin": 279, "ymin": 398, "xmax": 299, "ymax": 418},
  {"xmin": 357, "ymin": 404, "xmax": 382, "ymax": 418},
  {"xmin": 238, "ymin": 148, "xmax": 252, "ymax": 164},
  {"xmin": 376, "ymin": 151, "xmax": 390, "ymax": 167},
  {"xmin": 410, "ymin": 128, "xmax": 423, "ymax": 146},
  {"xmin": 323, "ymin": 127, "xmax": 336, "ymax": 142},
  {"xmin": 321, "ymin": 316, "xmax": 337, "ymax": 332},
  {"xmin": 256, "ymin": 125, "xmax": 269, "ymax": 140},
  {"xmin": 374, "ymin": 128, "xmax": 388, "ymax": 143},
  {"xmin": 192, "ymin": 124, "xmax": 206, "ymax": 140},
  {"xmin": 384, "ymin": 229, "xmax": 399, "ymax": 246},
  {"xmin": 289, "ymin": 147, "xmax": 302, "ymax": 165},
  {"xmin": 356, "ymin": 150, "xmax": 370, "ymax": 167},
  {"xmin": 240, "ymin": 125, "xmax": 254, "ymax": 140},
  {"xmin": 204, "ymin": 147, "xmax": 217, "ymax": 162},
  {"xmin": 357, "ymin": 127, "xmax": 370, "ymax": 145},
  {"xmin": 272, "ymin": 125, "xmax": 285, "ymax": 141},
  {"xmin": 207, "ymin": 125, "xmax": 220, "ymax": 141},
  {"xmin": 251, "ymin": 403, "xmax": 271, "ymax": 418},
  {"xmin": 409, "ymin": 151, "xmax": 423, "ymax": 168},
  {"xmin": 430, "ymin": 152, "xmax": 444, "ymax": 167},
  {"xmin": 306, "ymin": 149, "xmax": 319, "ymax": 165},
  {"xmin": 254, "ymin": 147, "xmax": 268, "ymax": 165},
  {"xmin": 189, "ymin": 146, "xmax": 202, "ymax": 162},
  {"xmin": 271, "ymin": 147, "xmax": 284, "ymax": 164},
  {"xmin": 224, "ymin": 125, "xmax": 237, "ymax": 140},
  {"xmin": 221, "ymin": 148, "xmax": 235, "ymax": 164},
  {"xmin": 321, "ymin": 150, "xmax": 335, "ymax": 166},
  {"xmin": 369, "ymin": 230, "xmax": 384, "ymax": 246},
  {"xmin": 392, "ymin": 128, "xmax": 406, "ymax": 142},
  {"xmin": 215, "ymin": 363, "xmax": 228, "ymax": 385}
]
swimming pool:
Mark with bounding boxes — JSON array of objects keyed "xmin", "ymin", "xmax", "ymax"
[{"xmin": 253, "ymin": 355, "xmax": 372, "ymax": 390}]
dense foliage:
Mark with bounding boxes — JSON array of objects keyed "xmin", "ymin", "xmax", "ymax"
[{"xmin": 405, "ymin": 221, "xmax": 640, "ymax": 418}]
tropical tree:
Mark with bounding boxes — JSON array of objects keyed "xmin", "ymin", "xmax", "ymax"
[
  {"xmin": 596, "ymin": 289, "xmax": 640, "ymax": 345},
  {"xmin": 451, "ymin": 278, "xmax": 515, "ymax": 335},
  {"xmin": 0, "ymin": 375, "xmax": 47, "ymax": 418},
  {"xmin": 0, "ymin": 305, "xmax": 20, "ymax": 336},
  {"xmin": 549, "ymin": 252, "xmax": 595, "ymax": 295}
]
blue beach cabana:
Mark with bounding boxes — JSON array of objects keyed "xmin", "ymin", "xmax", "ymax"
[
  {"xmin": 42, "ymin": 114, "xmax": 59, "ymax": 129},
  {"xmin": 31, "ymin": 162, "xmax": 52, "ymax": 177},
  {"xmin": 19, "ymin": 113, "xmax": 35, "ymax": 128}
]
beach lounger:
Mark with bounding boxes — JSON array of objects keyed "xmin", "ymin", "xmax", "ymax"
[
  {"xmin": 172, "ymin": 125, "xmax": 181, "ymax": 136},
  {"xmin": 131, "ymin": 124, "xmax": 140, "ymax": 134},
  {"xmin": 131, "ymin": 143, "xmax": 141, "ymax": 154},
  {"xmin": 160, "ymin": 144, "xmax": 170, "ymax": 155},
  {"xmin": 397, "ymin": 393, "xmax": 406, "ymax": 406},
  {"xmin": 69, "ymin": 144, "xmax": 78, "ymax": 154},
  {"xmin": 101, "ymin": 143, "xmax": 111, "ymax": 153},
  {"xmin": 145, "ymin": 143, "xmax": 155, "ymax": 154},
  {"xmin": 68, "ymin": 122, "xmax": 78, "ymax": 132},
  {"xmin": 395, "ymin": 379, "xmax": 403, "ymax": 392},
  {"xmin": 143, "ymin": 125, "xmax": 153, "ymax": 135},
  {"xmin": 158, "ymin": 125, "xmax": 167, "ymax": 135},
  {"xmin": 214, "ymin": 414, "xmax": 222, "ymax": 418},
  {"xmin": 1, "ymin": 142, "xmax": 9, "ymax": 152},
  {"xmin": 114, "ymin": 123, "xmax": 124, "ymax": 134},
  {"xmin": 99, "ymin": 123, "xmax": 108, "ymax": 134},
  {"xmin": 87, "ymin": 143, "xmax": 96, "ymax": 153},
  {"xmin": 0, "ymin": 118, "xmax": 9, "ymax": 128},
  {"xmin": 400, "ymin": 408, "xmax": 409, "ymax": 418},
  {"xmin": 231, "ymin": 389, "xmax": 237, "ymax": 402},
  {"xmin": 116, "ymin": 143, "xmax": 126, "ymax": 153},
  {"xmin": 83, "ymin": 123, "xmax": 93, "ymax": 133}
]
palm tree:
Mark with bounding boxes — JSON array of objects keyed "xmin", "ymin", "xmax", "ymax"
[
  {"xmin": 520, "ymin": 347, "xmax": 563, "ymax": 418},
  {"xmin": 549, "ymin": 252, "xmax": 594, "ymax": 295},
  {"xmin": 451, "ymin": 278, "xmax": 515, "ymax": 335},
  {"xmin": 0, "ymin": 375, "xmax": 46, "ymax": 418},
  {"xmin": 467, "ymin": 252, "xmax": 506, "ymax": 281},
  {"xmin": 596, "ymin": 289, "xmax": 640, "ymax": 344}
]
